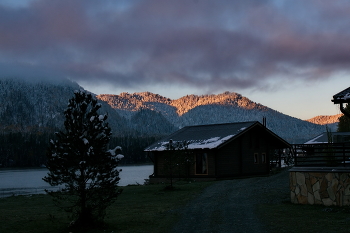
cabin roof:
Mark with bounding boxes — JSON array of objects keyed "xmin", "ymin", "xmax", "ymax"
[
  {"xmin": 145, "ymin": 121, "xmax": 290, "ymax": 151},
  {"xmin": 304, "ymin": 132, "xmax": 350, "ymax": 144},
  {"xmin": 332, "ymin": 87, "xmax": 350, "ymax": 104}
]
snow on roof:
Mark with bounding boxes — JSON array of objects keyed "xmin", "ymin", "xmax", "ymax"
[
  {"xmin": 304, "ymin": 134, "xmax": 327, "ymax": 144},
  {"xmin": 304, "ymin": 131, "xmax": 350, "ymax": 144},
  {"xmin": 145, "ymin": 121, "xmax": 260, "ymax": 151},
  {"xmin": 187, "ymin": 135, "xmax": 235, "ymax": 149},
  {"xmin": 332, "ymin": 87, "xmax": 350, "ymax": 103},
  {"xmin": 343, "ymin": 93, "xmax": 350, "ymax": 100},
  {"xmin": 150, "ymin": 135, "xmax": 236, "ymax": 151}
]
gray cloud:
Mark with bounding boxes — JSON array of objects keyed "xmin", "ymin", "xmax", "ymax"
[{"xmin": 1, "ymin": 0, "xmax": 350, "ymax": 93}]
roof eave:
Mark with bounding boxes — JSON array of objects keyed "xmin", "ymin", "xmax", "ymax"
[
  {"xmin": 332, "ymin": 87, "xmax": 350, "ymax": 104},
  {"xmin": 332, "ymin": 98, "xmax": 349, "ymax": 104}
]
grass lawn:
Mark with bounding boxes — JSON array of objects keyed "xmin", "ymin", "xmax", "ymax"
[
  {"xmin": 2, "ymin": 179, "xmax": 350, "ymax": 233},
  {"xmin": 258, "ymin": 201, "xmax": 350, "ymax": 233},
  {"xmin": 0, "ymin": 181, "xmax": 213, "ymax": 233}
]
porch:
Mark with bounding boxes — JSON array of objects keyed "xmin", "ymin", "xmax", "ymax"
[{"xmin": 289, "ymin": 143, "xmax": 350, "ymax": 206}]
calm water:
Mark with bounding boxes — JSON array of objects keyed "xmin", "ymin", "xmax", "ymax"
[{"xmin": 0, "ymin": 165, "xmax": 153, "ymax": 198}]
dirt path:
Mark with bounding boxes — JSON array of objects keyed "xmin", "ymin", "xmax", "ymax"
[{"xmin": 171, "ymin": 169, "xmax": 290, "ymax": 233}]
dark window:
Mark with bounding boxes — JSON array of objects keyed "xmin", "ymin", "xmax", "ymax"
[
  {"xmin": 254, "ymin": 153, "xmax": 259, "ymax": 164},
  {"xmin": 261, "ymin": 153, "xmax": 266, "ymax": 163},
  {"xmin": 196, "ymin": 153, "xmax": 208, "ymax": 174}
]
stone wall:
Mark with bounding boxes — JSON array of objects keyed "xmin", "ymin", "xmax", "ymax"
[{"xmin": 290, "ymin": 167, "xmax": 350, "ymax": 206}]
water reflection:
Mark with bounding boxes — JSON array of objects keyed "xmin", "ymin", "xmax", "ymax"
[{"xmin": 0, "ymin": 165, "xmax": 153, "ymax": 198}]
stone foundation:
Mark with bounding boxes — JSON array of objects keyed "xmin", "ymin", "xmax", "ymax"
[{"xmin": 290, "ymin": 167, "xmax": 350, "ymax": 206}]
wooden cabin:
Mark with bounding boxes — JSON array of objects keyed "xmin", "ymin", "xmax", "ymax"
[{"xmin": 145, "ymin": 121, "xmax": 290, "ymax": 181}]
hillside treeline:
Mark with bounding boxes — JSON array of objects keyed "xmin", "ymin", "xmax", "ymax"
[{"xmin": 0, "ymin": 132, "xmax": 160, "ymax": 167}]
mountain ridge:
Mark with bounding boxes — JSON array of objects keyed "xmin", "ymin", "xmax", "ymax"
[
  {"xmin": 305, "ymin": 114, "xmax": 341, "ymax": 125},
  {"xmin": 0, "ymin": 78, "xmax": 129, "ymax": 134},
  {"xmin": 96, "ymin": 91, "xmax": 328, "ymax": 143},
  {"xmin": 0, "ymin": 78, "xmax": 337, "ymax": 143},
  {"xmin": 97, "ymin": 91, "xmax": 270, "ymax": 116}
]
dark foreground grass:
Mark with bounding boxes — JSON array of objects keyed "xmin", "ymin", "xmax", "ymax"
[
  {"xmin": 0, "ymin": 181, "xmax": 212, "ymax": 233},
  {"xmin": 258, "ymin": 202, "xmax": 350, "ymax": 233},
  {"xmin": 3, "ymin": 180, "xmax": 350, "ymax": 233}
]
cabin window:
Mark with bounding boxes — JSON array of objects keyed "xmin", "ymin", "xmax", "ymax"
[
  {"xmin": 254, "ymin": 153, "xmax": 259, "ymax": 164},
  {"xmin": 261, "ymin": 153, "xmax": 266, "ymax": 163},
  {"xmin": 195, "ymin": 153, "xmax": 208, "ymax": 174}
]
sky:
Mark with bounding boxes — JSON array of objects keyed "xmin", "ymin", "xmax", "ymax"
[{"xmin": 0, "ymin": 0, "xmax": 349, "ymax": 120}]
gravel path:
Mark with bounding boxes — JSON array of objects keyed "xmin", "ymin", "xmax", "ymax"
[{"xmin": 171, "ymin": 169, "xmax": 290, "ymax": 233}]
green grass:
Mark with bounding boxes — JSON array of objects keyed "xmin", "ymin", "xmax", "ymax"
[
  {"xmin": 258, "ymin": 202, "xmax": 350, "ymax": 233},
  {"xmin": 2, "ymin": 180, "xmax": 350, "ymax": 233},
  {"xmin": 0, "ymin": 181, "xmax": 213, "ymax": 233}
]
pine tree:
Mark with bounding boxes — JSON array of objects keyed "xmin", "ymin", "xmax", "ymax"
[
  {"xmin": 43, "ymin": 90, "xmax": 123, "ymax": 227},
  {"xmin": 163, "ymin": 140, "xmax": 190, "ymax": 189},
  {"xmin": 337, "ymin": 104, "xmax": 350, "ymax": 132}
]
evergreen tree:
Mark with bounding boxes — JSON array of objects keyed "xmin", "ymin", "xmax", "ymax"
[
  {"xmin": 163, "ymin": 140, "xmax": 190, "ymax": 189},
  {"xmin": 43, "ymin": 90, "xmax": 123, "ymax": 227},
  {"xmin": 337, "ymin": 104, "xmax": 350, "ymax": 132}
]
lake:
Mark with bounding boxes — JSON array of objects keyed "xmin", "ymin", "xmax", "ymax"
[{"xmin": 0, "ymin": 165, "xmax": 153, "ymax": 198}]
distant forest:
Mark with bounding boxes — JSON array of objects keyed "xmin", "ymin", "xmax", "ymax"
[{"xmin": 0, "ymin": 132, "xmax": 160, "ymax": 167}]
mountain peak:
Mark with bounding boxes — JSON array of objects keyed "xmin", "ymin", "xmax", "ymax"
[
  {"xmin": 96, "ymin": 90, "xmax": 325, "ymax": 143},
  {"xmin": 171, "ymin": 91, "xmax": 268, "ymax": 115},
  {"xmin": 97, "ymin": 92, "xmax": 171, "ymax": 111},
  {"xmin": 305, "ymin": 114, "xmax": 342, "ymax": 125},
  {"xmin": 97, "ymin": 91, "xmax": 267, "ymax": 116},
  {"xmin": 0, "ymin": 78, "xmax": 326, "ymax": 143}
]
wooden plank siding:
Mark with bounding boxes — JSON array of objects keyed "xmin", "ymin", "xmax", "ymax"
[
  {"xmin": 239, "ymin": 127, "xmax": 270, "ymax": 176},
  {"xmin": 153, "ymin": 126, "xmax": 274, "ymax": 178},
  {"xmin": 215, "ymin": 140, "xmax": 241, "ymax": 177},
  {"xmin": 146, "ymin": 121, "xmax": 290, "ymax": 180},
  {"xmin": 153, "ymin": 150, "xmax": 216, "ymax": 178}
]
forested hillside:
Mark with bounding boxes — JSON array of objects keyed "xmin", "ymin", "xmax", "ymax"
[
  {"xmin": 0, "ymin": 78, "xmax": 163, "ymax": 167},
  {"xmin": 0, "ymin": 78, "xmax": 78, "ymax": 132},
  {"xmin": 0, "ymin": 78, "xmax": 130, "ymax": 135},
  {"xmin": 97, "ymin": 92, "xmax": 326, "ymax": 143},
  {"xmin": 305, "ymin": 114, "xmax": 341, "ymax": 132},
  {"xmin": 0, "ymin": 78, "xmax": 331, "ymax": 167}
]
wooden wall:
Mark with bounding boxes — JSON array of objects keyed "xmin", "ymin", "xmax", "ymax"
[
  {"xmin": 239, "ymin": 126, "xmax": 270, "ymax": 175},
  {"xmin": 151, "ymin": 125, "xmax": 285, "ymax": 179},
  {"xmin": 153, "ymin": 150, "xmax": 216, "ymax": 178},
  {"xmin": 215, "ymin": 126, "xmax": 270, "ymax": 177},
  {"xmin": 216, "ymin": 141, "xmax": 241, "ymax": 177}
]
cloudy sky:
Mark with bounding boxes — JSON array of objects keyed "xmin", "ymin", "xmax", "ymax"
[{"xmin": 1, "ymin": 0, "xmax": 349, "ymax": 119}]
